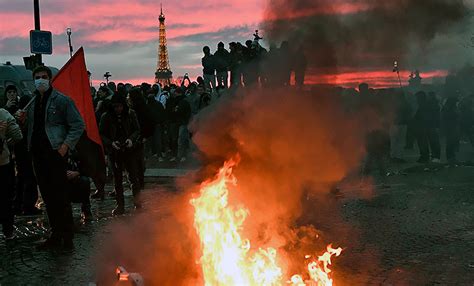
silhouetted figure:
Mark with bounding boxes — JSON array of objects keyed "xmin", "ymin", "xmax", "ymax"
[
  {"xmin": 426, "ymin": 92, "xmax": 441, "ymax": 162},
  {"xmin": 293, "ymin": 44, "xmax": 307, "ymax": 88},
  {"xmin": 391, "ymin": 91, "xmax": 412, "ymax": 160},
  {"xmin": 99, "ymin": 94, "xmax": 141, "ymax": 216},
  {"xmin": 263, "ymin": 43, "xmax": 280, "ymax": 87},
  {"xmin": 0, "ymin": 107, "xmax": 23, "ymax": 239},
  {"xmin": 128, "ymin": 88, "xmax": 154, "ymax": 190},
  {"xmin": 442, "ymin": 97, "xmax": 460, "ymax": 163},
  {"xmin": 363, "ymin": 129, "xmax": 390, "ymax": 179},
  {"xmin": 202, "ymin": 46, "xmax": 216, "ymax": 92},
  {"xmin": 243, "ymin": 40, "xmax": 258, "ymax": 87},
  {"xmin": 3, "ymin": 85, "xmax": 41, "ymax": 215},
  {"xmin": 459, "ymin": 94, "xmax": 474, "ymax": 147},
  {"xmin": 279, "ymin": 41, "xmax": 292, "ymax": 86},
  {"xmin": 107, "ymin": 81, "xmax": 117, "ymax": 94},
  {"xmin": 214, "ymin": 42, "xmax": 230, "ymax": 88},
  {"xmin": 228, "ymin": 42, "xmax": 242, "ymax": 87},
  {"xmin": 414, "ymin": 91, "xmax": 430, "ymax": 163},
  {"xmin": 404, "ymin": 92, "xmax": 417, "ymax": 150}
]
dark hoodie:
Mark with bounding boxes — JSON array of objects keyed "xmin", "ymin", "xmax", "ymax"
[
  {"xmin": 99, "ymin": 94, "xmax": 140, "ymax": 151},
  {"xmin": 128, "ymin": 88, "xmax": 154, "ymax": 139},
  {"xmin": 3, "ymin": 85, "xmax": 31, "ymax": 115}
]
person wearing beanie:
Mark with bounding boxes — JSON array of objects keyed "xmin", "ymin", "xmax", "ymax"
[
  {"xmin": 3, "ymin": 85, "xmax": 20, "ymax": 114},
  {"xmin": 99, "ymin": 93, "xmax": 141, "ymax": 215}
]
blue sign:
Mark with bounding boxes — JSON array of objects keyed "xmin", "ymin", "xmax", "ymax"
[{"xmin": 30, "ymin": 30, "xmax": 52, "ymax": 54}]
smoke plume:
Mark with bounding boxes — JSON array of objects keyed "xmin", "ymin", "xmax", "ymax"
[
  {"xmin": 189, "ymin": 88, "xmax": 380, "ymax": 276},
  {"xmin": 263, "ymin": 0, "xmax": 468, "ymax": 75}
]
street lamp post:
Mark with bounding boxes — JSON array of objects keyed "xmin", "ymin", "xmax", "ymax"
[
  {"xmin": 33, "ymin": 0, "xmax": 42, "ymax": 65},
  {"xmin": 104, "ymin": 72, "xmax": 111, "ymax": 84},
  {"xmin": 66, "ymin": 27, "xmax": 73, "ymax": 58}
]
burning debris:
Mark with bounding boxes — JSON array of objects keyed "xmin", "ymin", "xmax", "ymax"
[{"xmin": 191, "ymin": 158, "xmax": 342, "ymax": 286}]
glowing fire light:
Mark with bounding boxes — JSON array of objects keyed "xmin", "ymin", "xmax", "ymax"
[{"xmin": 190, "ymin": 159, "xmax": 342, "ymax": 286}]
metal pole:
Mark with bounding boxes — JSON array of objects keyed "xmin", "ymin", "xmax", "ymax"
[
  {"xmin": 397, "ymin": 70, "xmax": 403, "ymax": 90},
  {"xmin": 33, "ymin": 0, "xmax": 43, "ymax": 65},
  {"xmin": 67, "ymin": 28, "xmax": 73, "ymax": 58}
]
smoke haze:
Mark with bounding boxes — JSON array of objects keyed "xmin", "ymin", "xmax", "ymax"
[{"xmin": 263, "ymin": 0, "xmax": 469, "ymax": 77}]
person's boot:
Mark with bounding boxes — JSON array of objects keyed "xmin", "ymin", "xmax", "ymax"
[
  {"xmin": 132, "ymin": 187, "xmax": 142, "ymax": 211},
  {"xmin": 91, "ymin": 189, "xmax": 105, "ymax": 200},
  {"xmin": 112, "ymin": 204, "xmax": 125, "ymax": 216},
  {"xmin": 112, "ymin": 190, "xmax": 125, "ymax": 216},
  {"xmin": 81, "ymin": 206, "xmax": 94, "ymax": 222},
  {"xmin": 133, "ymin": 197, "xmax": 142, "ymax": 211}
]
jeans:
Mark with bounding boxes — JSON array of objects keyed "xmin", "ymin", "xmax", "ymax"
[
  {"xmin": 203, "ymin": 74, "xmax": 216, "ymax": 92},
  {"xmin": 109, "ymin": 149, "xmax": 140, "ymax": 206},
  {"xmin": 32, "ymin": 147, "xmax": 74, "ymax": 241},
  {"xmin": 216, "ymin": 71, "xmax": 228, "ymax": 88}
]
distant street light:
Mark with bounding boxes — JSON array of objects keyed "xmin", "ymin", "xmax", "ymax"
[{"xmin": 104, "ymin": 72, "xmax": 112, "ymax": 84}]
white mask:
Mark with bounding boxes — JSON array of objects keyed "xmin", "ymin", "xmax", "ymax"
[{"xmin": 34, "ymin": 79, "xmax": 50, "ymax": 92}]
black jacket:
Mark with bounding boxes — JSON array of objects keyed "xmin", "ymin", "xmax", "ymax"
[
  {"xmin": 99, "ymin": 109, "xmax": 140, "ymax": 151},
  {"xmin": 175, "ymin": 96, "xmax": 192, "ymax": 126},
  {"xmin": 214, "ymin": 49, "xmax": 230, "ymax": 72},
  {"xmin": 202, "ymin": 54, "xmax": 216, "ymax": 75}
]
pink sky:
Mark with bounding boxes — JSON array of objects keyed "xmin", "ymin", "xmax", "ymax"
[{"xmin": 1, "ymin": 0, "xmax": 466, "ymax": 88}]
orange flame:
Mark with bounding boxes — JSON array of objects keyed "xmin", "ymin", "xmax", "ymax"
[{"xmin": 190, "ymin": 159, "xmax": 342, "ymax": 286}]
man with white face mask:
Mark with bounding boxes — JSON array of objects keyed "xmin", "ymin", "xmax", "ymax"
[{"xmin": 20, "ymin": 66, "xmax": 84, "ymax": 250}]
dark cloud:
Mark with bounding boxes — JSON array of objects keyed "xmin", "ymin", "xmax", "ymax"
[{"xmin": 263, "ymin": 0, "xmax": 470, "ymax": 73}]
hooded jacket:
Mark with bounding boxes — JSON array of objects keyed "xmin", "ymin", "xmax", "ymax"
[{"xmin": 99, "ymin": 94, "xmax": 140, "ymax": 151}]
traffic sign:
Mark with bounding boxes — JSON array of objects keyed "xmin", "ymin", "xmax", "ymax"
[{"xmin": 30, "ymin": 30, "xmax": 52, "ymax": 54}]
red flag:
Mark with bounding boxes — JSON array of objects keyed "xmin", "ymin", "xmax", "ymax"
[{"xmin": 52, "ymin": 47, "xmax": 102, "ymax": 149}]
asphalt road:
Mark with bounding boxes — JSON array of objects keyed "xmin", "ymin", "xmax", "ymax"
[{"xmin": 1, "ymin": 155, "xmax": 473, "ymax": 285}]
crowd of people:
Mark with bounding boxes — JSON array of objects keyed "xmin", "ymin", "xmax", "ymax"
[
  {"xmin": 201, "ymin": 37, "xmax": 307, "ymax": 90},
  {"xmin": 356, "ymin": 83, "xmax": 474, "ymax": 178},
  {"xmin": 0, "ymin": 36, "xmax": 473, "ymax": 251}
]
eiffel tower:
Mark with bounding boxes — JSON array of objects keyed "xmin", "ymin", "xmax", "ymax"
[{"xmin": 155, "ymin": 4, "xmax": 173, "ymax": 86}]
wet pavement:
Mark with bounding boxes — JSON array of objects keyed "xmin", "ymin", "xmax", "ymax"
[
  {"xmin": 0, "ymin": 179, "xmax": 177, "ymax": 286},
  {"xmin": 1, "ymin": 147, "xmax": 474, "ymax": 285}
]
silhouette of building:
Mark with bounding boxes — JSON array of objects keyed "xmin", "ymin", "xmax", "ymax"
[{"xmin": 155, "ymin": 4, "xmax": 173, "ymax": 86}]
